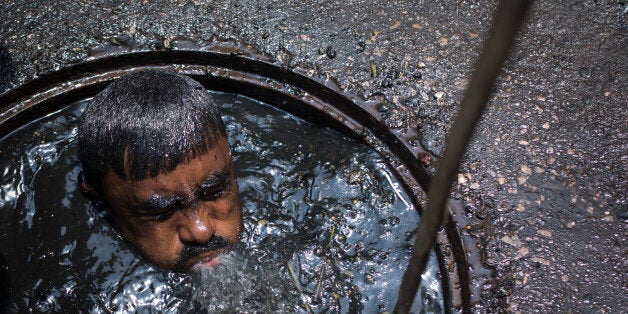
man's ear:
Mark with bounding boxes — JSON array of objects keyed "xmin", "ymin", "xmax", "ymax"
[
  {"xmin": 81, "ymin": 181, "xmax": 97, "ymax": 197},
  {"xmin": 79, "ymin": 173, "xmax": 99, "ymax": 199},
  {"xmin": 78, "ymin": 172, "xmax": 110, "ymax": 217}
]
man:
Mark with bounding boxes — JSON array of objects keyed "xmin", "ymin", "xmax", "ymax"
[{"xmin": 78, "ymin": 71, "xmax": 242, "ymax": 272}]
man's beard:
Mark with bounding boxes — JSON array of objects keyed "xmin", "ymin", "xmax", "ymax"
[
  {"xmin": 183, "ymin": 246, "xmax": 298, "ymax": 313},
  {"xmin": 173, "ymin": 234, "xmax": 232, "ymax": 272}
]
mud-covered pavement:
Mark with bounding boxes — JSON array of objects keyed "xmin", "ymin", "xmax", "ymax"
[{"xmin": 1, "ymin": 0, "xmax": 626, "ymax": 312}]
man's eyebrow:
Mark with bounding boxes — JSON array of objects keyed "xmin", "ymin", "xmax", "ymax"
[
  {"xmin": 197, "ymin": 171, "xmax": 229, "ymax": 189},
  {"xmin": 130, "ymin": 194, "xmax": 182, "ymax": 212},
  {"xmin": 128, "ymin": 167, "xmax": 232, "ymax": 212}
]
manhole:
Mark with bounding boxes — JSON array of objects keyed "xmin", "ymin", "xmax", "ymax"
[{"xmin": 0, "ymin": 48, "xmax": 481, "ymax": 312}]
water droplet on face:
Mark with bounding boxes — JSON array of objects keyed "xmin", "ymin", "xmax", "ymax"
[{"xmin": 192, "ymin": 215, "xmax": 208, "ymax": 233}]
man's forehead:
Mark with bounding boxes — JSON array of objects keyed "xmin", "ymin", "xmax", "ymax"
[
  {"xmin": 116, "ymin": 136, "xmax": 231, "ymax": 180},
  {"xmin": 104, "ymin": 153, "xmax": 233, "ymax": 203}
]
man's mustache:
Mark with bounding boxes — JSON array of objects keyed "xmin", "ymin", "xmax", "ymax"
[{"xmin": 174, "ymin": 234, "xmax": 231, "ymax": 271}]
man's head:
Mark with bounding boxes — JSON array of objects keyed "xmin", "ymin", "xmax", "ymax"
[{"xmin": 78, "ymin": 71, "xmax": 242, "ymax": 272}]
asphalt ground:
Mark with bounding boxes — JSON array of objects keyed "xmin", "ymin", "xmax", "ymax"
[{"xmin": 1, "ymin": 0, "xmax": 626, "ymax": 312}]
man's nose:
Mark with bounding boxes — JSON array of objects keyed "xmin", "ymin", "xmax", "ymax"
[{"xmin": 177, "ymin": 205, "xmax": 214, "ymax": 244}]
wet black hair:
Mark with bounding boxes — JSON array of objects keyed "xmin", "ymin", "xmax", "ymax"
[{"xmin": 78, "ymin": 70, "xmax": 226, "ymax": 193}]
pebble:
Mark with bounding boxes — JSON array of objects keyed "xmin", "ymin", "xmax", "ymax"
[
  {"xmin": 370, "ymin": 61, "xmax": 378, "ymax": 77},
  {"xmin": 458, "ymin": 173, "xmax": 467, "ymax": 184},
  {"xmin": 537, "ymin": 229, "xmax": 552, "ymax": 238},
  {"xmin": 521, "ymin": 165, "xmax": 532, "ymax": 174},
  {"xmin": 182, "ymin": 1, "xmax": 196, "ymax": 15},
  {"xmin": 531, "ymin": 257, "xmax": 550, "ymax": 266},
  {"xmin": 376, "ymin": 102, "xmax": 389, "ymax": 112},
  {"xmin": 163, "ymin": 37, "xmax": 172, "ymax": 49},
  {"xmin": 109, "ymin": 36, "xmax": 128, "ymax": 46},
  {"xmin": 517, "ymin": 176, "xmax": 527, "ymax": 184},
  {"xmin": 434, "ymin": 91, "xmax": 444, "ymax": 99},
  {"xmin": 518, "ymin": 247, "xmax": 529, "ymax": 258},
  {"xmin": 570, "ymin": 1, "xmax": 584, "ymax": 11},
  {"xmin": 325, "ymin": 46, "xmax": 337, "ymax": 59},
  {"xmin": 385, "ymin": 116, "xmax": 404, "ymax": 129},
  {"xmin": 418, "ymin": 153, "xmax": 432, "ymax": 165},
  {"xmin": 578, "ymin": 67, "xmax": 591, "ymax": 78},
  {"xmin": 127, "ymin": 21, "xmax": 137, "ymax": 36},
  {"xmin": 420, "ymin": 90, "xmax": 429, "ymax": 100},
  {"xmin": 502, "ymin": 235, "xmax": 522, "ymax": 247}
]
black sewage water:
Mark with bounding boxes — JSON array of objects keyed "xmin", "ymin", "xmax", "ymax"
[{"xmin": 0, "ymin": 91, "xmax": 443, "ymax": 313}]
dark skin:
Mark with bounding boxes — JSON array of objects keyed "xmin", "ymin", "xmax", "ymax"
[{"xmin": 86, "ymin": 137, "xmax": 242, "ymax": 272}]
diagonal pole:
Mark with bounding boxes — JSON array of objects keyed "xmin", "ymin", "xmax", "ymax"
[{"xmin": 393, "ymin": 1, "xmax": 533, "ymax": 312}]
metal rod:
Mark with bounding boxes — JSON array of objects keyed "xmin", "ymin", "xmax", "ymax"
[{"xmin": 393, "ymin": 1, "xmax": 533, "ymax": 312}]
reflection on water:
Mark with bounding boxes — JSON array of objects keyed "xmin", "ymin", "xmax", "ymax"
[{"xmin": 0, "ymin": 92, "xmax": 443, "ymax": 312}]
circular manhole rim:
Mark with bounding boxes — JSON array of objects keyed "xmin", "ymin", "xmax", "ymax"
[{"xmin": 0, "ymin": 48, "xmax": 475, "ymax": 312}]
